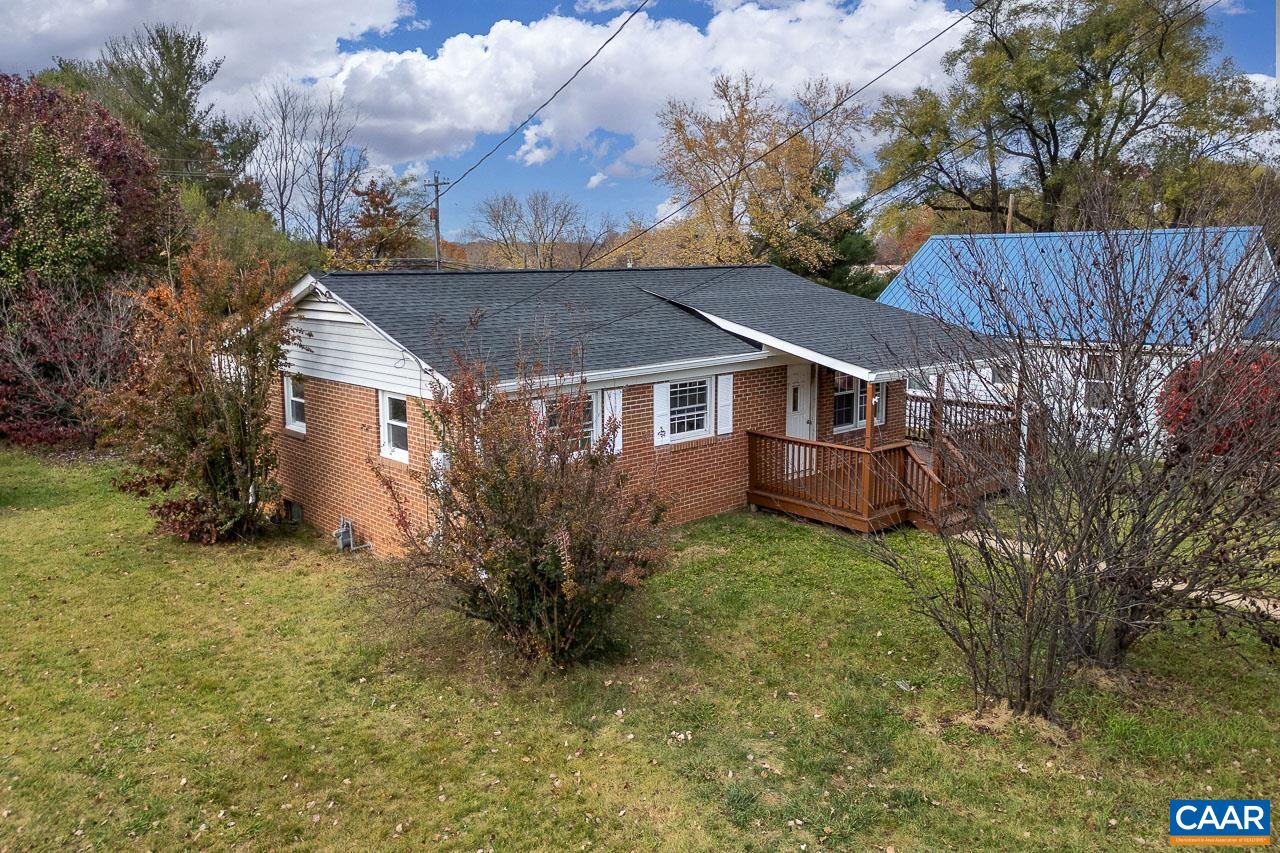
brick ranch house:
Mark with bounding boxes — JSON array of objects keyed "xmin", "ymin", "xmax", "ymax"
[{"xmin": 269, "ymin": 264, "xmax": 1016, "ymax": 553}]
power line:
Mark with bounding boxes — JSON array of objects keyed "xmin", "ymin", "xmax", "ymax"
[
  {"xmin": 478, "ymin": 0, "xmax": 990, "ymax": 325},
  {"xmin": 580, "ymin": 0, "xmax": 1227, "ymax": 336},
  {"xmin": 360, "ymin": 0, "xmax": 652, "ymax": 257}
]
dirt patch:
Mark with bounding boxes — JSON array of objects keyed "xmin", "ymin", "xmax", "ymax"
[{"xmin": 921, "ymin": 701, "xmax": 1076, "ymax": 746}]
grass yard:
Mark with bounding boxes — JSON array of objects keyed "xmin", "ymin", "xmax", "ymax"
[{"xmin": 1, "ymin": 446, "xmax": 1277, "ymax": 850}]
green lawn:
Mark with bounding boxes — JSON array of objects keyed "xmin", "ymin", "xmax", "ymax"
[{"xmin": 0, "ymin": 447, "xmax": 1276, "ymax": 850}]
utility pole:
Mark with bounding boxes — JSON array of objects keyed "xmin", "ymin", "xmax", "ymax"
[{"xmin": 426, "ymin": 170, "xmax": 452, "ymax": 271}]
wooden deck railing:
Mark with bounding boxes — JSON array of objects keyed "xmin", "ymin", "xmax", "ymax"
[
  {"xmin": 748, "ymin": 421, "xmax": 1018, "ymax": 534},
  {"xmin": 906, "ymin": 395, "xmax": 1016, "ymax": 441},
  {"xmin": 747, "ymin": 432, "xmax": 920, "ymax": 531}
]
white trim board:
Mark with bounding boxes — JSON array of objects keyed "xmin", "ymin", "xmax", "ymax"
[{"xmin": 675, "ymin": 305, "xmax": 991, "ymax": 383}]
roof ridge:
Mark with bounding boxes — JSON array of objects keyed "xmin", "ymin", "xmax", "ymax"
[
  {"xmin": 319, "ymin": 263, "xmax": 775, "ymax": 277},
  {"xmin": 923, "ymin": 226, "xmax": 1261, "ymax": 242}
]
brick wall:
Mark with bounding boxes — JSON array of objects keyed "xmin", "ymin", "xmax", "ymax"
[
  {"xmin": 814, "ymin": 367, "xmax": 907, "ymax": 448},
  {"xmin": 269, "ymin": 363, "xmax": 909, "ymax": 550},
  {"xmin": 270, "ymin": 375, "xmax": 434, "ymax": 554},
  {"xmin": 614, "ymin": 365, "xmax": 788, "ymax": 524}
]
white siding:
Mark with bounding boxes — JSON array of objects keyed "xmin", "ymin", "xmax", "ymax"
[{"xmin": 284, "ymin": 293, "xmax": 434, "ymax": 398}]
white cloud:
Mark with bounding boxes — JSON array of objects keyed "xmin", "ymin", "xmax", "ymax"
[
  {"xmin": 1211, "ymin": 0, "xmax": 1248, "ymax": 15},
  {"xmin": 575, "ymin": 0, "xmax": 640, "ymax": 12},
  {"xmin": 654, "ymin": 195, "xmax": 688, "ymax": 221},
  {"xmin": 1, "ymin": 0, "xmax": 965, "ymax": 173},
  {"xmin": 0, "ymin": 0, "xmax": 420, "ymax": 111},
  {"xmin": 332, "ymin": 0, "xmax": 964, "ymax": 166},
  {"xmin": 586, "ymin": 171, "xmax": 609, "ymax": 189}
]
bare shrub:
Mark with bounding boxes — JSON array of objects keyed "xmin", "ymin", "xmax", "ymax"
[
  {"xmin": 362, "ymin": 361, "xmax": 666, "ymax": 665},
  {"xmin": 0, "ymin": 276, "xmax": 136, "ymax": 445},
  {"xmin": 877, "ymin": 182, "xmax": 1280, "ymax": 717}
]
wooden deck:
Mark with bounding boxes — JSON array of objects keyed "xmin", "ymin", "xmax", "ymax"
[{"xmin": 747, "ymin": 413, "xmax": 1019, "ymax": 534}]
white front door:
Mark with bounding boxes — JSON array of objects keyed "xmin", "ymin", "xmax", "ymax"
[
  {"xmin": 786, "ymin": 363, "xmax": 815, "ymax": 439},
  {"xmin": 785, "ymin": 364, "xmax": 815, "ymax": 477}
]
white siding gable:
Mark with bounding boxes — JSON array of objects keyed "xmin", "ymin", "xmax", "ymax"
[{"xmin": 285, "ymin": 291, "xmax": 434, "ymax": 398}]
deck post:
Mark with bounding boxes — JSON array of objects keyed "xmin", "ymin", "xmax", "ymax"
[
  {"xmin": 931, "ymin": 373, "xmax": 944, "ymax": 449},
  {"xmin": 864, "ymin": 381, "xmax": 875, "ymax": 450},
  {"xmin": 862, "ymin": 381, "xmax": 875, "ymax": 514}
]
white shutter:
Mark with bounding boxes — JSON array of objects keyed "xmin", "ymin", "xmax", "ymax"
[
  {"xmin": 529, "ymin": 397, "xmax": 546, "ymax": 424},
  {"xmin": 716, "ymin": 374, "xmax": 733, "ymax": 435},
  {"xmin": 602, "ymin": 388, "xmax": 623, "ymax": 454},
  {"xmin": 652, "ymin": 382, "xmax": 670, "ymax": 446}
]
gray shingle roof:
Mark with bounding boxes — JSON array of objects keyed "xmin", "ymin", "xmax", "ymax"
[
  {"xmin": 312, "ymin": 267, "xmax": 761, "ymax": 381},
  {"xmin": 645, "ymin": 266, "xmax": 982, "ymax": 377},
  {"xmin": 310, "ymin": 264, "xmax": 975, "ymax": 381}
]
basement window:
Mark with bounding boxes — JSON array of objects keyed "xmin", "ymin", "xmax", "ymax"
[
  {"xmin": 380, "ymin": 391, "xmax": 409, "ymax": 463},
  {"xmin": 284, "ymin": 375, "xmax": 306, "ymax": 433}
]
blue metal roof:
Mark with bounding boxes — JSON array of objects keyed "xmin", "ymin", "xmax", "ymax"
[{"xmin": 879, "ymin": 228, "xmax": 1278, "ymax": 345}]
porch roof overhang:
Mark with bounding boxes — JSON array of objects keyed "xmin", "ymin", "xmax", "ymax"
[
  {"xmin": 638, "ymin": 269, "xmax": 992, "ymax": 384},
  {"xmin": 652, "ymin": 298, "xmax": 992, "ymax": 384}
]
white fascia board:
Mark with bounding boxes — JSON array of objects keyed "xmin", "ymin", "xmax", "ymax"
[
  {"xmin": 280, "ymin": 274, "xmax": 450, "ymax": 394},
  {"xmin": 264, "ymin": 273, "xmax": 320, "ymax": 321},
  {"xmin": 684, "ymin": 309, "xmax": 877, "ymax": 380},
  {"xmin": 869, "ymin": 358, "xmax": 998, "ymax": 383},
  {"xmin": 687, "ymin": 307, "xmax": 999, "ymax": 384},
  {"xmin": 493, "ymin": 350, "xmax": 777, "ymax": 393},
  {"xmin": 579, "ymin": 350, "xmax": 774, "ymax": 385}
]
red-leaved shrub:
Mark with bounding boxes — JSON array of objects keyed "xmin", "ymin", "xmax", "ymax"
[
  {"xmin": 104, "ymin": 241, "xmax": 294, "ymax": 543},
  {"xmin": 0, "ymin": 278, "xmax": 136, "ymax": 444},
  {"xmin": 1160, "ymin": 352, "xmax": 1280, "ymax": 460}
]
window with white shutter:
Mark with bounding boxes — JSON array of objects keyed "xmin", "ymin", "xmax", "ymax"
[
  {"xmin": 602, "ymin": 388, "xmax": 623, "ymax": 454},
  {"xmin": 652, "ymin": 382, "xmax": 670, "ymax": 445},
  {"xmin": 716, "ymin": 374, "xmax": 733, "ymax": 434}
]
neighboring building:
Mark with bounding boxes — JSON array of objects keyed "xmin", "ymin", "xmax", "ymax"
[
  {"xmin": 880, "ymin": 227, "xmax": 1280, "ymax": 438},
  {"xmin": 270, "ymin": 264, "xmax": 1005, "ymax": 553}
]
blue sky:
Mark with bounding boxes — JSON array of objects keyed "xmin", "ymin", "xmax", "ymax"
[
  {"xmin": 369, "ymin": 0, "xmax": 1279, "ymax": 239},
  {"xmin": 1, "ymin": 0, "xmax": 1274, "ymax": 240}
]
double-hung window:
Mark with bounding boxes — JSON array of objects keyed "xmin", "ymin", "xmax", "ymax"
[
  {"xmin": 1084, "ymin": 354, "xmax": 1115, "ymax": 410},
  {"xmin": 380, "ymin": 391, "xmax": 409, "ymax": 462},
  {"xmin": 283, "ymin": 375, "xmax": 306, "ymax": 433},
  {"xmin": 668, "ymin": 379, "xmax": 711, "ymax": 440},
  {"xmin": 547, "ymin": 393, "xmax": 595, "ymax": 452},
  {"xmin": 832, "ymin": 374, "xmax": 885, "ymax": 431}
]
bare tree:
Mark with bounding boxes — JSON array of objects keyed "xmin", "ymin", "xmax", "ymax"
[
  {"xmin": 302, "ymin": 91, "xmax": 367, "ymax": 248},
  {"xmin": 470, "ymin": 191, "xmax": 614, "ymax": 269},
  {"xmin": 253, "ymin": 78, "xmax": 314, "ymax": 233},
  {"xmin": 472, "ymin": 192, "xmax": 527, "ymax": 267},
  {"xmin": 876, "ymin": 181, "xmax": 1280, "ymax": 717}
]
